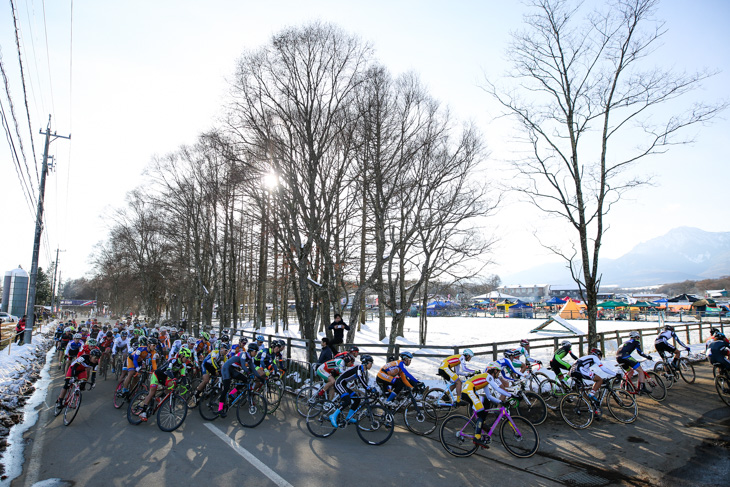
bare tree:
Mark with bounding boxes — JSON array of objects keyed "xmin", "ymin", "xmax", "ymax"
[{"xmin": 487, "ymin": 0, "xmax": 725, "ymax": 346}]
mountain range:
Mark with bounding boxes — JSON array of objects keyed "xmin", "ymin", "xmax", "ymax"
[{"xmin": 503, "ymin": 227, "xmax": 730, "ymax": 288}]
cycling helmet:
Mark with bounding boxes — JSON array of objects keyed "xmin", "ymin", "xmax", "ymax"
[
  {"xmin": 348, "ymin": 346, "xmax": 359, "ymax": 352},
  {"xmin": 462, "ymin": 348, "xmax": 474, "ymax": 358},
  {"xmin": 520, "ymin": 339, "xmax": 530, "ymax": 346},
  {"xmin": 219, "ymin": 341, "xmax": 230, "ymax": 350},
  {"xmin": 64, "ymin": 327, "xmax": 72, "ymax": 333},
  {"xmin": 343, "ymin": 353, "xmax": 355, "ymax": 364},
  {"xmin": 220, "ymin": 334, "xmax": 230, "ymax": 343},
  {"xmin": 172, "ymin": 339, "xmax": 182, "ymax": 348},
  {"xmin": 503, "ymin": 349, "xmax": 519, "ymax": 358},
  {"xmin": 112, "ymin": 328, "xmax": 118, "ymax": 333},
  {"xmin": 180, "ymin": 333, "xmax": 188, "ymax": 341},
  {"xmin": 485, "ymin": 361, "xmax": 500, "ymax": 372},
  {"xmin": 360, "ymin": 354, "xmax": 374, "ymax": 365},
  {"xmin": 151, "ymin": 331, "xmax": 160, "ymax": 339},
  {"xmin": 138, "ymin": 336, "xmax": 148, "ymax": 346},
  {"xmin": 274, "ymin": 340, "xmax": 285, "ymax": 348},
  {"xmin": 238, "ymin": 336, "xmax": 248, "ymax": 344},
  {"xmin": 90, "ymin": 349, "xmax": 102, "ymax": 358},
  {"xmin": 102, "ymin": 325, "xmax": 108, "ymax": 331},
  {"xmin": 121, "ymin": 331, "xmax": 128, "ymax": 337},
  {"xmin": 715, "ymin": 332, "xmax": 726, "ymax": 341},
  {"xmin": 629, "ymin": 331, "xmax": 640, "ymax": 339},
  {"xmin": 561, "ymin": 340, "xmax": 572, "ymax": 348},
  {"xmin": 400, "ymin": 351, "xmax": 413, "ymax": 360},
  {"xmin": 710, "ymin": 327, "xmax": 720, "ymax": 336},
  {"xmin": 178, "ymin": 348, "xmax": 192, "ymax": 360},
  {"xmin": 589, "ymin": 347, "xmax": 603, "ymax": 358},
  {"xmin": 664, "ymin": 325, "xmax": 674, "ymax": 331},
  {"xmin": 200, "ymin": 332, "xmax": 210, "ymax": 341},
  {"xmin": 247, "ymin": 343, "xmax": 260, "ymax": 353},
  {"xmin": 73, "ymin": 333, "xmax": 82, "ymax": 339},
  {"xmin": 256, "ymin": 335, "xmax": 265, "ymax": 342},
  {"xmin": 133, "ymin": 329, "xmax": 143, "ymax": 336},
  {"xmin": 87, "ymin": 338, "xmax": 98, "ymax": 347},
  {"xmin": 106, "ymin": 331, "xmax": 113, "ymax": 338},
  {"xmin": 148, "ymin": 337, "xmax": 159, "ymax": 346},
  {"xmin": 187, "ymin": 337, "xmax": 196, "ymax": 345}
]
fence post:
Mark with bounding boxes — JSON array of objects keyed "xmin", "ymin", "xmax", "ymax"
[
  {"xmin": 685, "ymin": 324, "xmax": 690, "ymax": 344},
  {"xmin": 699, "ymin": 322, "xmax": 703, "ymax": 343},
  {"xmin": 394, "ymin": 344, "xmax": 400, "ymax": 359},
  {"xmin": 286, "ymin": 337, "xmax": 292, "ymax": 359},
  {"xmin": 553, "ymin": 337, "xmax": 559, "ymax": 352},
  {"xmin": 578, "ymin": 335, "xmax": 584, "ymax": 356},
  {"xmin": 600, "ymin": 333, "xmax": 605, "ymax": 356},
  {"xmin": 453, "ymin": 347, "xmax": 459, "ymax": 356},
  {"xmin": 492, "ymin": 343, "xmax": 498, "ymax": 361}
]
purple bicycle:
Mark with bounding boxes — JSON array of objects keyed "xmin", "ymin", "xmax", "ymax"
[{"xmin": 438, "ymin": 400, "xmax": 539, "ymax": 458}]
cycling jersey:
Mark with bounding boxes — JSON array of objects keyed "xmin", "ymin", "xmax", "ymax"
[
  {"xmin": 438, "ymin": 354, "xmax": 477, "ymax": 381},
  {"xmin": 655, "ymin": 330, "xmax": 688, "ymax": 349},
  {"xmin": 551, "ymin": 344, "xmax": 578, "ymax": 370},
  {"xmin": 65, "ymin": 354, "xmax": 97, "ymax": 384},
  {"xmin": 254, "ymin": 347, "xmax": 282, "ymax": 372},
  {"xmin": 195, "ymin": 339, "xmax": 211, "ymax": 357},
  {"xmin": 65, "ymin": 340, "xmax": 84, "ymax": 357},
  {"xmin": 495, "ymin": 357, "xmax": 524, "ymax": 381},
  {"xmin": 317, "ymin": 358, "xmax": 347, "ymax": 380},
  {"xmin": 112, "ymin": 337, "xmax": 131, "ymax": 355},
  {"xmin": 616, "ymin": 339, "xmax": 650, "ymax": 359},
  {"xmin": 708, "ymin": 340, "xmax": 730, "ymax": 369},
  {"xmin": 505, "ymin": 346, "xmax": 536, "ymax": 366},
  {"xmin": 221, "ymin": 353, "xmax": 256, "ymax": 380},
  {"xmin": 461, "ymin": 373, "xmax": 512, "ymax": 412},
  {"xmin": 570, "ymin": 354, "xmax": 617, "ymax": 381},
  {"xmin": 376, "ymin": 359, "xmax": 418, "ymax": 387},
  {"xmin": 127, "ymin": 346, "xmax": 158, "ymax": 371},
  {"xmin": 202, "ymin": 349, "xmax": 226, "ymax": 372}
]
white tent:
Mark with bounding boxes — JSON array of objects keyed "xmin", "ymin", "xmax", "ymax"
[{"xmin": 473, "ymin": 291, "xmax": 519, "ymax": 301}]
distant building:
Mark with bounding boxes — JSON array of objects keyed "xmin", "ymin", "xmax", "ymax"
[
  {"xmin": 2, "ymin": 267, "xmax": 29, "ymax": 318},
  {"xmin": 498, "ymin": 284, "xmax": 550, "ymax": 303},
  {"xmin": 549, "ymin": 285, "xmax": 614, "ymax": 301},
  {"xmin": 706, "ymin": 289, "xmax": 728, "ymax": 298}
]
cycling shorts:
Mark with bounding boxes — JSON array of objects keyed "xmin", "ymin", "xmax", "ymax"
[
  {"xmin": 203, "ymin": 362, "xmax": 217, "ymax": 375},
  {"xmin": 316, "ymin": 364, "xmax": 335, "ymax": 381},
  {"xmin": 616, "ymin": 356, "xmax": 640, "ymax": 371},
  {"xmin": 437, "ymin": 367, "xmax": 458, "ymax": 382},
  {"xmin": 460, "ymin": 382, "xmax": 484, "ymax": 412},
  {"xmin": 655, "ymin": 342, "xmax": 676, "ymax": 355},
  {"xmin": 125, "ymin": 357, "xmax": 138, "ymax": 371},
  {"xmin": 150, "ymin": 370, "xmax": 173, "ymax": 388}
]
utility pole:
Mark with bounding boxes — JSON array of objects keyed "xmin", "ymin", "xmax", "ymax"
[
  {"xmin": 24, "ymin": 115, "xmax": 70, "ymax": 344},
  {"xmin": 50, "ymin": 248, "xmax": 65, "ymax": 315}
]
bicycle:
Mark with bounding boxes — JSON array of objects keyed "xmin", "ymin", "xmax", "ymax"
[
  {"xmin": 98, "ymin": 353, "xmax": 110, "ymax": 381},
  {"xmin": 559, "ymin": 376, "xmax": 637, "ymax": 429},
  {"xmin": 539, "ymin": 373, "xmax": 575, "ymax": 411},
  {"xmin": 306, "ymin": 389, "xmax": 395, "ymax": 445},
  {"xmin": 113, "ymin": 353, "xmax": 126, "ymax": 381},
  {"xmin": 198, "ymin": 377, "xmax": 268, "ymax": 427},
  {"xmin": 113, "ymin": 364, "xmax": 149, "ymax": 409},
  {"xmin": 505, "ymin": 378, "xmax": 548, "ymax": 425},
  {"xmin": 520, "ymin": 362, "xmax": 552, "ymax": 393},
  {"xmin": 424, "ymin": 372, "xmax": 479, "ymax": 420},
  {"xmin": 653, "ymin": 349, "xmax": 696, "ymax": 388},
  {"xmin": 295, "ymin": 379, "xmax": 329, "ymax": 418},
  {"xmin": 127, "ymin": 378, "xmax": 189, "ymax": 431},
  {"xmin": 53, "ymin": 378, "xmax": 87, "ymax": 426},
  {"xmin": 257, "ymin": 371, "xmax": 284, "ymax": 414},
  {"xmin": 616, "ymin": 361, "xmax": 666, "ymax": 402},
  {"xmin": 714, "ymin": 368, "xmax": 730, "ymax": 407},
  {"xmin": 438, "ymin": 400, "xmax": 540, "ymax": 458}
]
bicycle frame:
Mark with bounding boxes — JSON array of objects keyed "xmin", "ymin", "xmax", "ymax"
[{"xmin": 460, "ymin": 405, "xmax": 522, "ymax": 440}]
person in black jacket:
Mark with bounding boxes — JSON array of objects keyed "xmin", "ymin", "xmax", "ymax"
[
  {"xmin": 328, "ymin": 314, "xmax": 350, "ymax": 349},
  {"xmin": 317, "ymin": 337, "xmax": 335, "ymax": 365}
]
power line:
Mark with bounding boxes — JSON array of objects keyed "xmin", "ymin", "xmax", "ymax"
[
  {"xmin": 0, "ymin": 97, "xmax": 36, "ymax": 215},
  {"xmin": 23, "ymin": 0, "xmax": 48, "ymax": 124},
  {"xmin": 40, "ymin": 0, "xmax": 56, "ymax": 118},
  {"xmin": 9, "ymin": 0, "xmax": 40, "ymax": 184}
]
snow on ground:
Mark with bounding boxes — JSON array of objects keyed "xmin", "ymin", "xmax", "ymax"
[
  {"xmin": 238, "ymin": 315, "xmax": 714, "ymax": 385},
  {"xmin": 0, "ymin": 323, "xmax": 54, "ymax": 483}
]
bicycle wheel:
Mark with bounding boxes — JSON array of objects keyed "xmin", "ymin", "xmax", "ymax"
[
  {"xmin": 403, "ymin": 401, "xmax": 438, "ymax": 436},
  {"xmin": 113, "ymin": 380, "xmax": 127, "ymax": 409},
  {"xmin": 643, "ymin": 371, "xmax": 667, "ymax": 402},
  {"xmin": 114, "ymin": 357, "xmax": 123, "ymax": 381},
  {"xmin": 127, "ymin": 391, "xmax": 147, "ymax": 425},
  {"xmin": 236, "ymin": 392, "xmax": 267, "ymax": 428},
  {"xmin": 500, "ymin": 415, "xmax": 540, "ymax": 458},
  {"xmin": 306, "ymin": 401, "xmax": 338, "ymax": 438},
  {"xmin": 295, "ymin": 386, "xmax": 320, "ymax": 418},
  {"xmin": 198, "ymin": 388, "xmax": 221, "ymax": 421},
  {"xmin": 605, "ymin": 389, "xmax": 637, "ymax": 424},
  {"xmin": 439, "ymin": 414, "xmax": 479, "ymax": 458},
  {"xmin": 653, "ymin": 362, "xmax": 674, "ymax": 390},
  {"xmin": 678, "ymin": 358, "xmax": 696, "ymax": 384},
  {"xmin": 714, "ymin": 364, "xmax": 722, "ymax": 378},
  {"xmin": 559, "ymin": 393, "xmax": 593, "ymax": 429},
  {"xmin": 157, "ymin": 393, "xmax": 188, "ymax": 432},
  {"xmin": 63, "ymin": 390, "xmax": 82, "ymax": 426},
  {"xmin": 424, "ymin": 387, "xmax": 454, "ymax": 420},
  {"xmin": 264, "ymin": 380, "xmax": 284, "ymax": 414},
  {"xmin": 715, "ymin": 374, "xmax": 730, "ymax": 407},
  {"xmin": 540, "ymin": 379, "xmax": 564, "ymax": 411},
  {"xmin": 356, "ymin": 404, "xmax": 394, "ymax": 445},
  {"xmin": 515, "ymin": 391, "xmax": 547, "ymax": 426},
  {"xmin": 53, "ymin": 388, "xmax": 64, "ymax": 417}
]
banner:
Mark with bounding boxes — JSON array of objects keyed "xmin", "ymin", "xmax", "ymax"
[{"xmin": 59, "ymin": 299, "xmax": 97, "ymax": 307}]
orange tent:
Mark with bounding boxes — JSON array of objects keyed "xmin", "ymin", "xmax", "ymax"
[{"xmin": 559, "ymin": 299, "xmax": 586, "ymax": 319}]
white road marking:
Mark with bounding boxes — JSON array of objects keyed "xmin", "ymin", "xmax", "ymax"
[{"xmin": 204, "ymin": 423, "xmax": 293, "ymax": 487}]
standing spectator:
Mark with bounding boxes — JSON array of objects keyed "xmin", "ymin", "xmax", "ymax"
[
  {"xmin": 317, "ymin": 337, "xmax": 335, "ymax": 365},
  {"xmin": 328, "ymin": 314, "xmax": 350, "ymax": 350},
  {"xmin": 15, "ymin": 315, "xmax": 27, "ymax": 345}
]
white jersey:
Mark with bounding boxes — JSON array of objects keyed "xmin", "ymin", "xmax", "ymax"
[
  {"xmin": 112, "ymin": 337, "xmax": 131, "ymax": 355},
  {"xmin": 573, "ymin": 354, "xmax": 618, "ymax": 380},
  {"xmin": 481, "ymin": 374, "xmax": 513, "ymax": 404}
]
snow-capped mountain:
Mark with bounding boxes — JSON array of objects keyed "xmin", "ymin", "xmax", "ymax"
[{"xmin": 503, "ymin": 227, "xmax": 730, "ymax": 287}]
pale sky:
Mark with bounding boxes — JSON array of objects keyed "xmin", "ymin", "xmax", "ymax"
[{"xmin": 1, "ymin": 0, "xmax": 728, "ymax": 286}]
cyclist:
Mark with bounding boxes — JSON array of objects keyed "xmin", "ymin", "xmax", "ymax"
[
  {"xmin": 56, "ymin": 349, "xmax": 101, "ymax": 408},
  {"xmin": 550, "ymin": 340, "xmax": 578, "ymax": 384},
  {"xmin": 316, "ymin": 355, "xmax": 353, "ymax": 400},
  {"xmin": 570, "ymin": 348, "xmax": 618, "ymax": 416},
  {"xmin": 330, "ymin": 354, "xmax": 375, "ymax": 426},
  {"xmin": 167, "ymin": 339, "xmax": 184, "ymax": 360},
  {"xmin": 65, "ymin": 333, "xmax": 85, "ymax": 363},
  {"xmin": 255, "ymin": 334, "xmax": 266, "ymax": 349},
  {"xmin": 461, "ymin": 362, "xmax": 513, "ymax": 447},
  {"xmin": 437, "ymin": 348, "xmax": 478, "ymax": 403},
  {"xmin": 118, "ymin": 336, "xmax": 158, "ymax": 397},
  {"xmin": 57, "ymin": 327, "xmax": 74, "ymax": 363},
  {"xmin": 376, "ymin": 351, "xmax": 421, "ymax": 405},
  {"xmin": 227, "ymin": 336, "xmax": 248, "ymax": 359},
  {"xmin": 654, "ymin": 325, "xmax": 690, "ymax": 370},
  {"xmin": 495, "ymin": 351, "xmax": 526, "ymax": 389},
  {"xmin": 218, "ymin": 346, "xmax": 258, "ymax": 417},
  {"xmin": 193, "ymin": 341, "xmax": 230, "ymax": 402},
  {"xmin": 708, "ymin": 332, "xmax": 730, "ymax": 374},
  {"xmin": 255, "ymin": 340, "xmax": 285, "ymax": 376},
  {"xmin": 616, "ymin": 331, "xmax": 653, "ymax": 393},
  {"xmin": 505, "ymin": 339, "xmax": 540, "ymax": 373},
  {"xmin": 111, "ymin": 330, "xmax": 131, "ymax": 374},
  {"xmin": 195, "ymin": 332, "xmax": 212, "ymax": 364},
  {"xmin": 138, "ymin": 348, "xmax": 193, "ymax": 422},
  {"xmin": 335, "ymin": 345, "xmax": 359, "ymax": 364}
]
